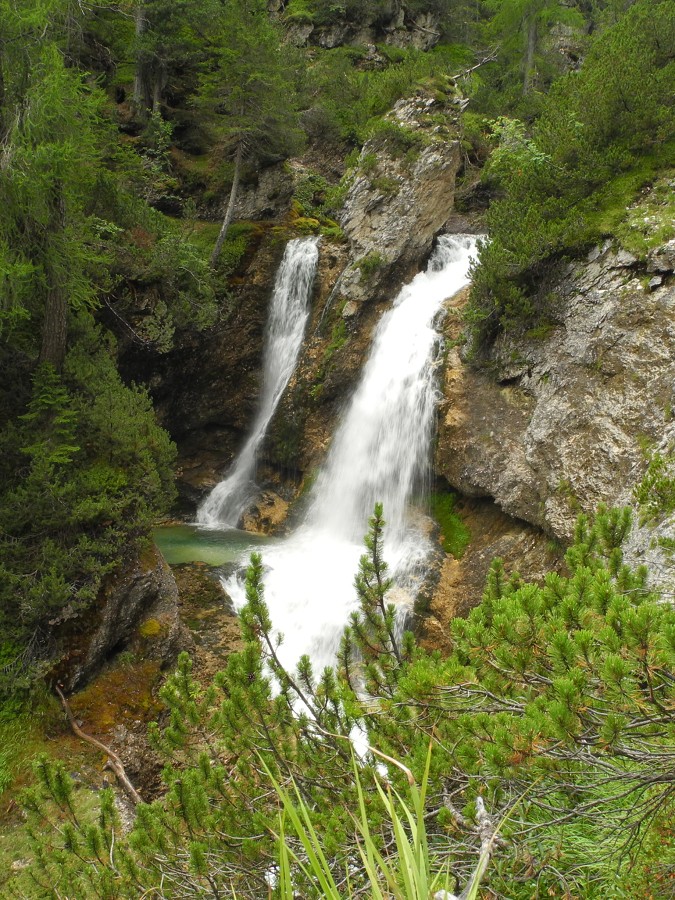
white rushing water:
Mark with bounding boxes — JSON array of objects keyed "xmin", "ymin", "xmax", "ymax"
[
  {"xmin": 198, "ymin": 237, "xmax": 320, "ymax": 527},
  {"xmin": 224, "ymin": 234, "xmax": 479, "ymax": 674}
]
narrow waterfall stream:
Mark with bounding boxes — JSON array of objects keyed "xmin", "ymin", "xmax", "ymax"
[
  {"xmin": 198, "ymin": 237, "xmax": 320, "ymax": 527},
  {"xmin": 224, "ymin": 234, "xmax": 479, "ymax": 674}
]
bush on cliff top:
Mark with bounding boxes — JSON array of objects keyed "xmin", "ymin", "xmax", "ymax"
[{"xmin": 467, "ymin": 0, "xmax": 675, "ymax": 345}]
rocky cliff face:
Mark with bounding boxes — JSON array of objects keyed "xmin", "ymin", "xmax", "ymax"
[
  {"xmin": 270, "ymin": 0, "xmax": 441, "ymax": 51},
  {"xmin": 341, "ymin": 95, "xmax": 461, "ymax": 270},
  {"xmin": 57, "ymin": 545, "xmax": 186, "ymax": 691},
  {"xmin": 418, "ymin": 497, "xmax": 561, "ymax": 653},
  {"xmin": 436, "ymin": 237, "xmax": 675, "ymax": 587}
]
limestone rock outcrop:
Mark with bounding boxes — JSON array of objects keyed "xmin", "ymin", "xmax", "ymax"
[
  {"xmin": 436, "ymin": 240, "xmax": 675, "ymax": 586},
  {"xmin": 340, "ymin": 95, "xmax": 461, "ymax": 272},
  {"xmin": 59, "ymin": 546, "xmax": 186, "ymax": 691},
  {"xmin": 276, "ymin": 0, "xmax": 441, "ymax": 51}
]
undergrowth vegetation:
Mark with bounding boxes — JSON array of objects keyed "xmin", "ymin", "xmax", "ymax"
[
  {"xmin": 6, "ymin": 505, "xmax": 673, "ymax": 898},
  {"xmin": 429, "ymin": 491, "xmax": 471, "ymax": 558}
]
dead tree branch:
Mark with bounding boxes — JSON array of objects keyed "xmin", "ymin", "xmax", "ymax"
[{"xmin": 55, "ymin": 684, "xmax": 142, "ymax": 806}]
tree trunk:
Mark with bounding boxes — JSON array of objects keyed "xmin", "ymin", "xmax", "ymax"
[
  {"xmin": 210, "ymin": 142, "xmax": 243, "ymax": 270},
  {"xmin": 39, "ymin": 185, "xmax": 68, "ymax": 372},
  {"xmin": 523, "ymin": 14, "xmax": 538, "ymax": 96},
  {"xmin": 0, "ymin": 52, "xmax": 6, "ymax": 144},
  {"xmin": 152, "ymin": 69, "xmax": 163, "ymax": 113},
  {"xmin": 133, "ymin": 0, "xmax": 151, "ymax": 117}
]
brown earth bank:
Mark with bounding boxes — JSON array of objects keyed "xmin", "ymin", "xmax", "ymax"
[
  {"xmin": 418, "ymin": 497, "xmax": 563, "ymax": 655},
  {"xmin": 52, "ymin": 544, "xmax": 186, "ymax": 694},
  {"xmin": 44, "ymin": 561, "xmax": 242, "ymax": 804}
]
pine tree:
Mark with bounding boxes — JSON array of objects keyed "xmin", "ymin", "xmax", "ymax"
[
  {"xmin": 0, "ymin": 12, "xmax": 107, "ymax": 369},
  {"xmin": 16, "ymin": 505, "xmax": 674, "ymax": 898},
  {"xmin": 130, "ymin": 0, "xmax": 218, "ymax": 117}
]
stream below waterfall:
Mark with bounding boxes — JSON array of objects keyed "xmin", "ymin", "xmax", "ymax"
[{"xmin": 162, "ymin": 234, "xmax": 479, "ymax": 675}]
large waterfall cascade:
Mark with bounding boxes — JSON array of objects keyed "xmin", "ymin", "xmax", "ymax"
[
  {"xmin": 198, "ymin": 237, "xmax": 320, "ymax": 527},
  {"xmin": 223, "ymin": 234, "xmax": 479, "ymax": 674}
]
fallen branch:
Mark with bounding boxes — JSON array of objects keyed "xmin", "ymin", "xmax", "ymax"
[
  {"xmin": 409, "ymin": 18, "xmax": 441, "ymax": 37},
  {"xmin": 101, "ymin": 295, "xmax": 153, "ymax": 347},
  {"xmin": 55, "ymin": 684, "xmax": 142, "ymax": 806},
  {"xmin": 452, "ymin": 49, "xmax": 499, "ymax": 82}
]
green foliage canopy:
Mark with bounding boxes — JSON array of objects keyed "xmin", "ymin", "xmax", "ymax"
[{"xmin": 467, "ymin": 0, "xmax": 675, "ymax": 343}]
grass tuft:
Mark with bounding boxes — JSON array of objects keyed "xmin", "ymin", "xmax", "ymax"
[{"xmin": 430, "ymin": 492, "xmax": 471, "ymax": 558}]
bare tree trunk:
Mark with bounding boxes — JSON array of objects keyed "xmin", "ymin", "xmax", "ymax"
[
  {"xmin": 0, "ymin": 52, "xmax": 6, "ymax": 144},
  {"xmin": 39, "ymin": 285, "xmax": 68, "ymax": 372},
  {"xmin": 523, "ymin": 14, "xmax": 538, "ymax": 96},
  {"xmin": 133, "ymin": 0, "xmax": 151, "ymax": 117},
  {"xmin": 152, "ymin": 69, "xmax": 163, "ymax": 113},
  {"xmin": 39, "ymin": 184, "xmax": 68, "ymax": 372},
  {"xmin": 210, "ymin": 142, "xmax": 243, "ymax": 270}
]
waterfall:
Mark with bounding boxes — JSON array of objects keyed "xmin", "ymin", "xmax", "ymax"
[
  {"xmin": 223, "ymin": 234, "xmax": 479, "ymax": 673},
  {"xmin": 198, "ymin": 237, "xmax": 320, "ymax": 527}
]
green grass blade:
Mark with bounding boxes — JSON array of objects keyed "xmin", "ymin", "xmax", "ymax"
[
  {"xmin": 278, "ymin": 812, "xmax": 294, "ymax": 898},
  {"xmin": 260, "ymin": 758, "xmax": 341, "ymax": 899},
  {"xmin": 353, "ymin": 754, "xmax": 386, "ymax": 900}
]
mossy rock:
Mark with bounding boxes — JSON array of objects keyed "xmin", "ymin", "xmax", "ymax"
[{"xmin": 293, "ymin": 216, "xmax": 321, "ymax": 234}]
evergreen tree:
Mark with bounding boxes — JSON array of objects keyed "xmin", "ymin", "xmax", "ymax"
[
  {"xmin": 0, "ymin": 32, "xmax": 107, "ymax": 368},
  {"xmin": 130, "ymin": 0, "xmax": 219, "ymax": 117},
  {"xmin": 14, "ymin": 506, "xmax": 674, "ymax": 898},
  {"xmin": 200, "ymin": 0, "xmax": 303, "ymax": 268},
  {"xmin": 0, "ymin": 315, "xmax": 176, "ymax": 671},
  {"xmin": 487, "ymin": 0, "xmax": 584, "ymax": 100}
]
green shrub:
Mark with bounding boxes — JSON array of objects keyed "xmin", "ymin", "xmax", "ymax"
[
  {"xmin": 356, "ymin": 250, "xmax": 385, "ymax": 279},
  {"xmin": 634, "ymin": 449, "xmax": 675, "ymax": 524},
  {"xmin": 370, "ymin": 175, "xmax": 399, "ymax": 196},
  {"xmin": 360, "ymin": 152, "xmax": 378, "ymax": 174},
  {"xmin": 283, "ymin": 0, "xmax": 317, "ymax": 23},
  {"xmin": 367, "ymin": 118, "xmax": 427, "ymax": 158}
]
